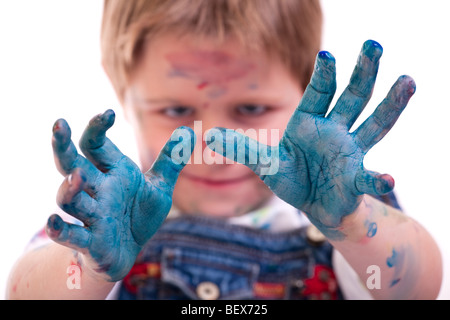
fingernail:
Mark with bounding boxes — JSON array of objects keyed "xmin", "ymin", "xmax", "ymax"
[
  {"xmin": 315, "ymin": 51, "xmax": 336, "ymax": 80},
  {"xmin": 363, "ymin": 40, "xmax": 383, "ymax": 61},
  {"xmin": 101, "ymin": 109, "xmax": 116, "ymax": 127},
  {"xmin": 103, "ymin": 109, "xmax": 115, "ymax": 119},
  {"xmin": 52, "ymin": 121, "xmax": 61, "ymax": 133},
  {"xmin": 318, "ymin": 51, "xmax": 336, "ymax": 65},
  {"xmin": 366, "ymin": 39, "xmax": 382, "ymax": 49},
  {"xmin": 399, "ymin": 75, "xmax": 416, "ymax": 96},
  {"xmin": 48, "ymin": 215, "xmax": 63, "ymax": 232},
  {"xmin": 52, "ymin": 119, "xmax": 67, "ymax": 135},
  {"xmin": 319, "ymin": 51, "xmax": 334, "ymax": 60},
  {"xmin": 379, "ymin": 174, "xmax": 395, "ymax": 192}
]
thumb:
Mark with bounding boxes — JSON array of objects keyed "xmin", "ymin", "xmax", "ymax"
[
  {"xmin": 355, "ymin": 168, "xmax": 395, "ymax": 196},
  {"xmin": 145, "ymin": 126, "xmax": 196, "ymax": 189},
  {"xmin": 205, "ymin": 127, "xmax": 279, "ymax": 176}
]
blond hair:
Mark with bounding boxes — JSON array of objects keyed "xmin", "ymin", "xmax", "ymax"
[{"xmin": 101, "ymin": 0, "xmax": 323, "ymax": 103}]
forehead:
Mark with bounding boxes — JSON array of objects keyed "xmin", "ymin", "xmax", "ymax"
[
  {"xmin": 128, "ymin": 34, "xmax": 301, "ymax": 102},
  {"xmin": 139, "ymin": 35, "xmax": 272, "ymax": 75},
  {"xmin": 165, "ymin": 50, "xmax": 256, "ymax": 86}
]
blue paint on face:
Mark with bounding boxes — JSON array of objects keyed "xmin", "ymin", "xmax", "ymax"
[
  {"xmin": 248, "ymin": 83, "xmax": 259, "ymax": 90},
  {"xmin": 205, "ymin": 40, "xmax": 415, "ymax": 240}
]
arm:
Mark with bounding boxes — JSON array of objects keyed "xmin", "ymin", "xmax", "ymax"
[
  {"xmin": 7, "ymin": 243, "xmax": 114, "ymax": 300},
  {"xmin": 207, "ymin": 40, "xmax": 442, "ymax": 299},
  {"xmin": 331, "ymin": 194, "xmax": 442, "ymax": 299},
  {"xmin": 7, "ymin": 110, "xmax": 195, "ymax": 299}
]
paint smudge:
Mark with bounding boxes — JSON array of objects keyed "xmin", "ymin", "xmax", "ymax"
[
  {"xmin": 364, "ymin": 220, "xmax": 377, "ymax": 238},
  {"xmin": 386, "ymin": 249, "xmax": 398, "ymax": 267},
  {"xmin": 390, "ymin": 278, "xmax": 401, "ymax": 287},
  {"xmin": 248, "ymin": 83, "xmax": 259, "ymax": 90},
  {"xmin": 207, "ymin": 87, "xmax": 228, "ymax": 99},
  {"xmin": 386, "ymin": 248, "xmax": 405, "ymax": 287},
  {"xmin": 166, "ymin": 50, "xmax": 255, "ymax": 98},
  {"xmin": 197, "ymin": 81, "xmax": 209, "ymax": 90}
]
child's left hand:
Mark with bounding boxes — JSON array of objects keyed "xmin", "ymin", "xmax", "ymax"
[{"xmin": 206, "ymin": 40, "xmax": 416, "ymax": 239}]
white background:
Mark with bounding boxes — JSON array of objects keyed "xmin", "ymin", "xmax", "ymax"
[{"xmin": 0, "ymin": 0, "xmax": 449, "ymax": 299}]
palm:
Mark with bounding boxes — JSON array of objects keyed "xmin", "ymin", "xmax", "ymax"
[
  {"xmin": 78, "ymin": 159, "xmax": 171, "ymax": 280},
  {"xmin": 270, "ymin": 114, "xmax": 363, "ymax": 227}
]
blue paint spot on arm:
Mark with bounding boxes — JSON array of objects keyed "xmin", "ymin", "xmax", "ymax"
[
  {"xmin": 390, "ymin": 278, "xmax": 401, "ymax": 287},
  {"xmin": 366, "ymin": 222, "xmax": 377, "ymax": 238},
  {"xmin": 386, "ymin": 249, "xmax": 398, "ymax": 268},
  {"xmin": 386, "ymin": 247, "xmax": 407, "ymax": 288}
]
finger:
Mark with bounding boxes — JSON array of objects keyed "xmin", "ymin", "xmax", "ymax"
[
  {"xmin": 355, "ymin": 168, "xmax": 395, "ymax": 195},
  {"xmin": 353, "ymin": 75, "xmax": 416, "ymax": 153},
  {"xmin": 52, "ymin": 118, "xmax": 102, "ymax": 186},
  {"xmin": 327, "ymin": 40, "xmax": 383, "ymax": 129},
  {"xmin": 79, "ymin": 109, "xmax": 125, "ymax": 172},
  {"xmin": 205, "ymin": 127, "xmax": 279, "ymax": 176},
  {"xmin": 56, "ymin": 168, "xmax": 99, "ymax": 225},
  {"xmin": 145, "ymin": 126, "xmax": 196, "ymax": 190},
  {"xmin": 294, "ymin": 51, "xmax": 337, "ymax": 117},
  {"xmin": 46, "ymin": 214, "xmax": 91, "ymax": 251}
]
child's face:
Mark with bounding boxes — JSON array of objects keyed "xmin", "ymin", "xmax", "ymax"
[{"xmin": 124, "ymin": 34, "xmax": 303, "ymax": 217}]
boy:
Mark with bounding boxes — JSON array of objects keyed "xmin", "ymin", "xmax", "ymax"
[{"xmin": 7, "ymin": 0, "xmax": 442, "ymax": 299}]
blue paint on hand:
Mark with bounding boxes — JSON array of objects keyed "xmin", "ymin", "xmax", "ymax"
[
  {"xmin": 206, "ymin": 40, "xmax": 416, "ymax": 240},
  {"xmin": 46, "ymin": 110, "xmax": 195, "ymax": 281}
]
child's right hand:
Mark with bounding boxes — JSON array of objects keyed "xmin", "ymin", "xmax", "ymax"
[{"xmin": 46, "ymin": 110, "xmax": 195, "ymax": 281}]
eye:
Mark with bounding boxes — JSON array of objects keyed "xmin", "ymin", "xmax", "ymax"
[
  {"xmin": 235, "ymin": 104, "xmax": 268, "ymax": 117},
  {"xmin": 160, "ymin": 106, "xmax": 194, "ymax": 118},
  {"xmin": 235, "ymin": 104, "xmax": 269, "ymax": 117}
]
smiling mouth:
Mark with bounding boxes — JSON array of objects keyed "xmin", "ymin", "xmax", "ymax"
[{"xmin": 181, "ymin": 172, "xmax": 254, "ymax": 187}]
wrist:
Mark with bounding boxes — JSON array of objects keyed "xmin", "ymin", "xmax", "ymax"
[
  {"xmin": 76, "ymin": 251, "xmax": 115, "ymax": 283},
  {"xmin": 304, "ymin": 194, "xmax": 364, "ymax": 241},
  {"xmin": 329, "ymin": 194, "xmax": 382, "ymax": 243}
]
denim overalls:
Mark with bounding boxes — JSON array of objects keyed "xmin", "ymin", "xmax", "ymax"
[{"xmin": 118, "ymin": 194, "xmax": 400, "ymax": 300}]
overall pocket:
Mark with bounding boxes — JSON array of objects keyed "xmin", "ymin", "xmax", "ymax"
[{"xmin": 160, "ymin": 247, "xmax": 260, "ymax": 300}]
